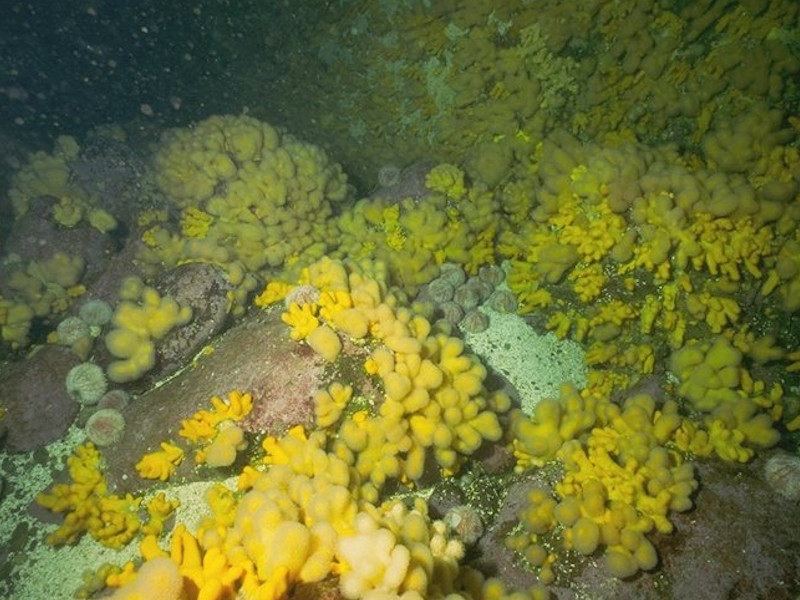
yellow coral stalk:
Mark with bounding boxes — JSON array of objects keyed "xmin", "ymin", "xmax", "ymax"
[
  {"xmin": 135, "ymin": 442, "xmax": 185, "ymax": 481},
  {"xmin": 142, "ymin": 492, "xmax": 180, "ymax": 536},
  {"xmin": 180, "ymin": 390, "xmax": 254, "ymax": 444},
  {"xmin": 254, "ymin": 281, "xmax": 292, "ymax": 307},
  {"xmin": 425, "ymin": 163, "xmax": 466, "ymax": 200},
  {"xmin": 281, "ymin": 302, "xmax": 320, "ymax": 341}
]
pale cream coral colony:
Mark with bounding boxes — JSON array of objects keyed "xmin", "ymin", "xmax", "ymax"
[{"xmin": 1, "ymin": 0, "xmax": 800, "ymax": 599}]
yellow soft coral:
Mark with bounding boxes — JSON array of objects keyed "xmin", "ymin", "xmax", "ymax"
[
  {"xmin": 787, "ymin": 349, "xmax": 800, "ymax": 373},
  {"xmin": 170, "ymin": 524, "xmax": 245, "ymax": 600},
  {"xmin": 180, "ymin": 390, "xmax": 254, "ymax": 444},
  {"xmin": 511, "ymin": 384, "xmax": 599, "ymax": 470},
  {"xmin": 198, "ymin": 423, "xmax": 247, "ymax": 468},
  {"xmin": 88, "ymin": 208, "xmax": 118, "ymax": 233},
  {"xmin": 669, "ymin": 336, "xmax": 743, "ymax": 411},
  {"xmin": 669, "ymin": 336, "xmax": 781, "ymax": 460},
  {"xmin": 88, "ymin": 493, "xmax": 143, "ymax": 549},
  {"xmin": 36, "ymin": 443, "xmax": 107, "ymax": 545},
  {"xmin": 253, "ymin": 281, "xmax": 292, "ymax": 307},
  {"xmin": 36, "ymin": 443, "xmax": 159, "ymax": 549},
  {"xmin": 180, "ymin": 391, "xmax": 253, "ymax": 468},
  {"xmin": 143, "ymin": 114, "xmax": 349, "ymax": 316},
  {"xmin": 281, "ymin": 302, "xmax": 320, "ymax": 341},
  {"xmin": 570, "ymin": 263, "xmax": 607, "ymax": 302},
  {"xmin": 425, "ymin": 163, "xmax": 466, "ymax": 200},
  {"xmin": 142, "ymin": 493, "xmax": 181, "ymax": 537},
  {"xmin": 104, "ymin": 278, "xmax": 193, "ymax": 383},
  {"xmin": 685, "ymin": 291, "xmax": 741, "ymax": 333},
  {"xmin": 315, "ymin": 382, "xmax": 354, "ymax": 429},
  {"xmin": 135, "ymin": 442, "xmax": 185, "ymax": 481},
  {"xmin": 198, "ymin": 483, "xmax": 239, "ymax": 536},
  {"xmin": 180, "ymin": 206, "xmax": 214, "ymax": 238},
  {"xmin": 557, "ymin": 197, "xmax": 626, "ymax": 263}
]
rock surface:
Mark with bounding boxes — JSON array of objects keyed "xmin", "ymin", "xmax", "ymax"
[
  {"xmin": 145, "ymin": 262, "xmax": 233, "ymax": 384},
  {"xmin": 0, "ymin": 345, "xmax": 81, "ymax": 452},
  {"xmin": 101, "ymin": 307, "xmax": 327, "ymax": 492},
  {"xmin": 0, "ymin": 198, "xmax": 115, "ymax": 297},
  {"xmin": 474, "ymin": 454, "xmax": 800, "ymax": 599}
]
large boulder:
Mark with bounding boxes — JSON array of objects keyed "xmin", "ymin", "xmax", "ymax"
[
  {"xmin": 474, "ymin": 455, "xmax": 800, "ymax": 599},
  {"xmin": 101, "ymin": 307, "xmax": 327, "ymax": 492},
  {"xmin": 0, "ymin": 345, "xmax": 81, "ymax": 452}
]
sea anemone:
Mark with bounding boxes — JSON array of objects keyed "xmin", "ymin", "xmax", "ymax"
[
  {"xmin": 488, "ymin": 289, "xmax": 518, "ymax": 313},
  {"xmin": 377, "ymin": 164, "xmax": 401, "ymax": 188},
  {"xmin": 453, "ymin": 282, "xmax": 482, "ymax": 312},
  {"xmin": 470, "ymin": 277, "xmax": 495, "ymax": 302},
  {"xmin": 478, "ymin": 264, "xmax": 505, "ymax": 286},
  {"xmin": 439, "ymin": 263, "xmax": 467, "ymax": 287},
  {"xmin": 444, "ymin": 504, "xmax": 484, "ymax": 545},
  {"xmin": 85, "ymin": 408, "xmax": 125, "ymax": 447},
  {"xmin": 78, "ymin": 299, "xmax": 114, "ymax": 328},
  {"xmin": 438, "ymin": 301, "xmax": 464, "ymax": 326},
  {"xmin": 57, "ymin": 316, "xmax": 90, "ymax": 346},
  {"xmin": 764, "ymin": 452, "xmax": 800, "ymax": 501},
  {"xmin": 460, "ymin": 309, "xmax": 489, "ymax": 334},
  {"xmin": 97, "ymin": 389, "xmax": 131, "ymax": 411},
  {"xmin": 426, "ymin": 278, "xmax": 455, "ymax": 304},
  {"xmin": 285, "ymin": 284, "xmax": 321, "ymax": 308},
  {"xmin": 65, "ymin": 362, "xmax": 107, "ymax": 405}
]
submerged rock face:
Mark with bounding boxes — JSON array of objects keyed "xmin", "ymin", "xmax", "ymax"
[
  {"xmin": 0, "ymin": 260, "xmax": 233, "ymax": 455},
  {"xmin": 370, "ymin": 161, "xmax": 435, "ymax": 205},
  {"xmin": 146, "ymin": 262, "xmax": 232, "ymax": 384},
  {"xmin": 0, "ymin": 346, "xmax": 81, "ymax": 452},
  {"xmin": 0, "ymin": 198, "xmax": 115, "ymax": 297},
  {"xmin": 69, "ymin": 133, "xmax": 150, "ymax": 228},
  {"xmin": 657, "ymin": 457, "xmax": 800, "ymax": 600},
  {"xmin": 100, "ymin": 307, "xmax": 326, "ymax": 492},
  {"xmin": 475, "ymin": 456, "xmax": 800, "ymax": 599}
]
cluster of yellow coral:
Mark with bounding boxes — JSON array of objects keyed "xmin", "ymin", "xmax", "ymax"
[
  {"xmin": 179, "ymin": 391, "xmax": 253, "ymax": 445},
  {"xmin": 215, "ymin": 4, "xmax": 800, "ymax": 468},
  {"xmin": 36, "ymin": 443, "xmax": 178, "ymax": 549},
  {"xmin": 669, "ymin": 335, "xmax": 782, "ymax": 461},
  {"xmin": 110, "ymin": 424, "xmax": 470, "ymax": 600},
  {"xmin": 489, "ymin": 130, "xmax": 800, "ymax": 424},
  {"xmin": 135, "ymin": 442, "xmax": 185, "ymax": 482},
  {"xmin": 7, "ymin": 134, "xmax": 117, "ymax": 232},
  {"xmin": 10, "ymin": 110, "xmax": 796, "ymax": 597},
  {"xmin": 137, "ymin": 114, "xmax": 350, "ymax": 315},
  {"xmin": 0, "ymin": 252, "xmax": 86, "ymax": 348},
  {"xmin": 266, "ymin": 257, "xmax": 510, "ymax": 500},
  {"xmin": 135, "ymin": 390, "xmax": 254, "ymax": 482},
  {"xmin": 510, "ymin": 384, "xmax": 697, "ymax": 581},
  {"xmin": 250, "ymin": 251, "xmax": 795, "ymax": 593},
  {"xmin": 36, "ymin": 237, "xmax": 797, "ymax": 598},
  {"xmin": 7, "ymin": 2, "xmax": 800, "ymax": 596},
  {"xmin": 281, "ymin": 0, "xmax": 799, "ymax": 188},
  {"xmin": 103, "ymin": 276, "xmax": 193, "ymax": 383},
  {"xmin": 180, "ymin": 390, "xmax": 253, "ymax": 468},
  {"xmin": 334, "ymin": 163, "xmax": 500, "ymax": 292},
  {"xmin": 104, "ymin": 256, "xmax": 515, "ymax": 599},
  {"xmin": 500, "ymin": 132, "xmax": 796, "ymax": 309}
]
